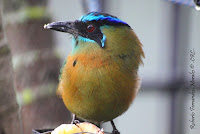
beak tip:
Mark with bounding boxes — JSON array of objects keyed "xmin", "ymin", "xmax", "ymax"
[{"xmin": 43, "ymin": 23, "xmax": 51, "ymax": 29}]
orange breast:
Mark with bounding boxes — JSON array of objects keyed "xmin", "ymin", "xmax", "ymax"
[{"xmin": 57, "ymin": 51, "xmax": 140, "ymax": 122}]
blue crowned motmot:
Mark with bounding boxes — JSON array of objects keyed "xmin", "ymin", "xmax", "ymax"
[{"xmin": 44, "ymin": 12, "xmax": 144, "ymax": 134}]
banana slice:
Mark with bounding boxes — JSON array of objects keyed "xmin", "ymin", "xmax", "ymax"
[
  {"xmin": 51, "ymin": 124, "xmax": 82, "ymax": 134},
  {"xmin": 51, "ymin": 122, "xmax": 104, "ymax": 134}
]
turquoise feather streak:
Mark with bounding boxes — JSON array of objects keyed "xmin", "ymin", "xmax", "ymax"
[{"xmin": 79, "ymin": 12, "xmax": 128, "ymax": 25}]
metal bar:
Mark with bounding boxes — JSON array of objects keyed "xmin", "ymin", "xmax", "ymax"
[
  {"xmin": 81, "ymin": 0, "xmax": 105, "ymax": 13},
  {"xmin": 169, "ymin": 4, "xmax": 191, "ymax": 134}
]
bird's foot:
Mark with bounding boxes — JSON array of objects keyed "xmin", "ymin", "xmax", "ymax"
[
  {"xmin": 71, "ymin": 114, "xmax": 80, "ymax": 124},
  {"xmin": 110, "ymin": 120, "xmax": 120, "ymax": 134},
  {"xmin": 111, "ymin": 129, "xmax": 120, "ymax": 134},
  {"xmin": 71, "ymin": 119, "xmax": 80, "ymax": 125}
]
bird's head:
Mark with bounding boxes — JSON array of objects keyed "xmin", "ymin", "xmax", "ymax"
[
  {"xmin": 44, "ymin": 12, "xmax": 131, "ymax": 48},
  {"xmin": 45, "ymin": 12, "xmax": 144, "ymax": 64}
]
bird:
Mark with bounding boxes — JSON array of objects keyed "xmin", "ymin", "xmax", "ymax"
[
  {"xmin": 194, "ymin": 0, "xmax": 200, "ymax": 10},
  {"xmin": 44, "ymin": 12, "xmax": 144, "ymax": 134}
]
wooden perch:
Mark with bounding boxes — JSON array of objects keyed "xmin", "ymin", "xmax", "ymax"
[{"xmin": 0, "ymin": 3, "xmax": 23, "ymax": 134}]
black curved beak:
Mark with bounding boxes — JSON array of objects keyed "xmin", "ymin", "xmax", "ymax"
[
  {"xmin": 44, "ymin": 20, "xmax": 105, "ymax": 48},
  {"xmin": 44, "ymin": 21, "xmax": 77, "ymax": 35}
]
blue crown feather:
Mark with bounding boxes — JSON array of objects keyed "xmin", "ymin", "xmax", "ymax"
[{"xmin": 79, "ymin": 12, "xmax": 128, "ymax": 26}]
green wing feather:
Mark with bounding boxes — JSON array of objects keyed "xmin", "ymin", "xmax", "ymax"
[{"xmin": 59, "ymin": 59, "xmax": 67, "ymax": 81}]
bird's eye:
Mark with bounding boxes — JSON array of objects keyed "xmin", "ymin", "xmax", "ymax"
[{"xmin": 86, "ymin": 25, "xmax": 95, "ymax": 32}]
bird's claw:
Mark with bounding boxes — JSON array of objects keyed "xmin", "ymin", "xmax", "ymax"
[
  {"xmin": 71, "ymin": 119, "xmax": 80, "ymax": 125},
  {"xmin": 111, "ymin": 129, "xmax": 120, "ymax": 134}
]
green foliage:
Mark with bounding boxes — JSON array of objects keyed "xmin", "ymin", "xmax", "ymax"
[
  {"xmin": 4, "ymin": 5, "xmax": 49, "ymax": 24},
  {"xmin": 24, "ymin": 6, "xmax": 47, "ymax": 20},
  {"xmin": 22, "ymin": 88, "xmax": 33, "ymax": 105}
]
